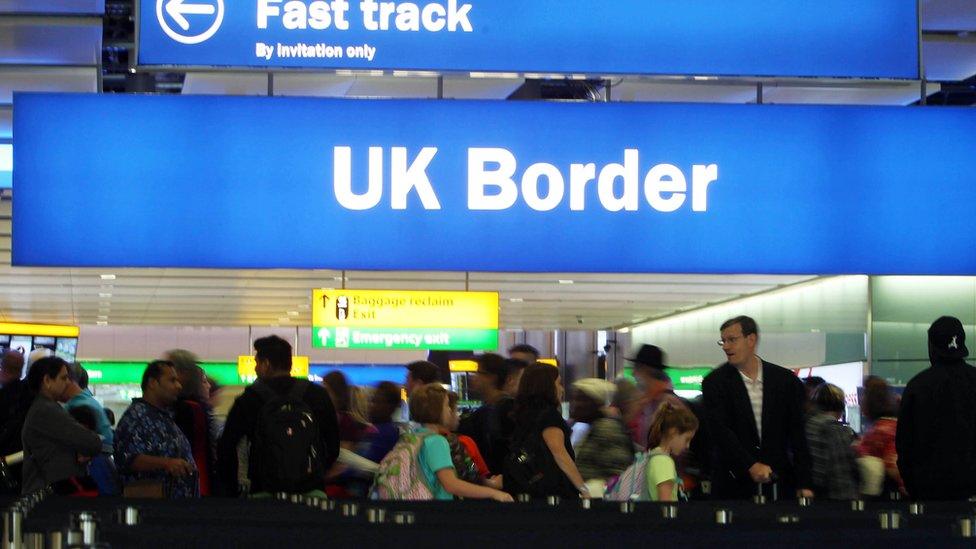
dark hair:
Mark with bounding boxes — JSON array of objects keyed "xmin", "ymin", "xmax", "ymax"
[
  {"xmin": 862, "ymin": 376, "xmax": 897, "ymax": 420},
  {"xmin": 373, "ymin": 381, "xmax": 402, "ymax": 407},
  {"xmin": 165, "ymin": 349, "xmax": 205, "ymax": 400},
  {"xmin": 720, "ymin": 315, "xmax": 759, "ymax": 337},
  {"xmin": 67, "ymin": 362, "xmax": 89, "ymax": 390},
  {"xmin": 1, "ymin": 350, "xmax": 24, "ymax": 376},
  {"xmin": 369, "ymin": 381, "xmax": 402, "ymax": 424},
  {"xmin": 141, "ymin": 360, "xmax": 175, "ymax": 392},
  {"xmin": 405, "ymin": 360, "xmax": 440, "ymax": 384},
  {"xmin": 505, "ymin": 357, "xmax": 528, "ymax": 372},
  {"xmin": 68, "ymin": 405, "xmax": 97, "ymax": 431},
  {"xmin": 26, "ymin": 356, "xmax": 68, "ymax": 395},
  {"xmin": 324, "ymin": 371, "xmax": 351, "ymax": 412},
  {"xmin": 447, "ymin": 390, "xmax": 460, "ymax": 410},
  {"xmin": 646, "ymin": 401, "xmax": 699, "ymax": 449},
  {"xmin": 508, "ymin": 344, "xmax": 540, "ymax": 361},
  {"xmin": 515, "ymin": 364, "xmax": 560, "ymax": 414},
  {"xmin": 477, "ymin": 353, "xmax": 510, "ymax": 390},
  {"xmin": 812, "ymin": 383, "xmax": 846, "ymax": 414},
  {"xmin": 803, "ymin": 376, "xmax": 826, "ymax": 390},
  {"xmin": 409, "ymin": 383, "xmax": 449, "ymax": 424},
  {"xmin": 254, "ymin": 335, "xmax": 292, "ymax": 372}
]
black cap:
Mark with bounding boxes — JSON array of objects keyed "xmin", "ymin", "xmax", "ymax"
[
  {"xmin": 627, "ymin": 345, "xmax": 670, "ymax": 382},
  {"xmin": 626, "ymin": 344, "xmax": 666, "ymax": 367},
  {"xmin": 928, "ymin": 316, "xmax": 969, "ymax": 360}
]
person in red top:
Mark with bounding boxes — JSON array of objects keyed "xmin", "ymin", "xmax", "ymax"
[
  {"xmin": 168, "ymin": 349, "xmax": 217, "ymax": 496},
  {"xmin": 856, "ymin": 375, "xmax": 905, "ymax": 496},
  {"xmin": 445, "ymin": 392, "xmax": 501, "ymax": 488}
]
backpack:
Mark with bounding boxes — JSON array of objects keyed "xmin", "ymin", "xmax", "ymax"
[
  {"xmin": 370, "ymin": 431, "xmax": 435, "ymax": 500},
  {"xmin": 604, "ymin": 449, "xmax": 666, "ymax": 501},
  {"xmin": 251, "ymin": 380, "xmax": 323, "ymax": 494},
  {"xmin": 447, "ymin": 434, "xmax": 481, "ymax": 484}
]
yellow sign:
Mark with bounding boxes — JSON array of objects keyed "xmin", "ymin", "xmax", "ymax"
[
  {"xmin": 313, "ymin": 289, "xmax": 498, "ymax": 330},
  {"xmin": 0, "ymin": 322, "xmax": 79, "ymax": 338},
  {"xmin": 449, "ymin": 360, "xmax": 478, "ymax": 373},
  {"xmin": 539, "ymin": 358, "xmax": 558, "ymax": 367},
  {"xmin": 237, "ymin": 356, "xmax": 310, "ymax": 378}
]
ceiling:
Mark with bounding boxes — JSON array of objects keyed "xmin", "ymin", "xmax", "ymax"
[
  {"xmin": 0, "ymin": 200, "xmax": 811, "ymax": 329},
  {"xmin": 0, "ymin": 1, "xmax": 971, "ymax": 331}
]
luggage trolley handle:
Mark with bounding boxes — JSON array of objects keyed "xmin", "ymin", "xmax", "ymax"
[{"xmin": 755, "ymin": 472, "xmax": 780, "ymax": 502}]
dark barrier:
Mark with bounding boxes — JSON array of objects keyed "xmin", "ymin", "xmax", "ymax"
[{"xmin": 5, "ymin": 494, "xmax": 976, "ymax": 548}]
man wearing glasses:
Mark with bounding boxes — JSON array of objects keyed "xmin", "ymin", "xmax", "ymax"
[{"xmin": 702, "ymin": 316, "xmax": 813, "ymax": 500}]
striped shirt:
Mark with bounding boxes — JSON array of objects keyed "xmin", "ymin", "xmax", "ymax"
[{"xmin": 738, "ymin": 360, "xmax": 764, "ymax": 441}]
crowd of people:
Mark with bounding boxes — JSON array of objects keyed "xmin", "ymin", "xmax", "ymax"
[{"xmin": 0, "ymin": 314, "xmax": 974, "ymax": 504}]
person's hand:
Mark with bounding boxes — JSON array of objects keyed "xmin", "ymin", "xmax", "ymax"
[
  {"xmin": 165, "ymin": 458, "xmax": 194, "ymax": 477},
  {"xmin": 749, "ymin": 462, "xmax": 773, "ymax": 483},
  {"xmin": 603, "ymin": 406, "xmax": 622, "ymax": 418},
  {"xmin": 491, "ymin": 490, "xmax": 514, "ymax": 503},
  {"xmin": 486, "ymin": 475, "xmax": 503, "ymax": 490},
  {"xmin": 797, "ymin": 489, "xmax": 814, "ymax": 498}
]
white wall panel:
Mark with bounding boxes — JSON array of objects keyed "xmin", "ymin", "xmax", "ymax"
[
  {"xmin": 922, "ymin": 0, "xmax": 976, "ymax": 31},
  {"xmin": 631, "ymin": 276, "xmax": 868, "ymax": 369},
  {"xmin": 924, "ymin": 39, "xmax": 976, "ymax": 81},
  {"xmin": 0, "ymin": 18, "xmax": 101, "ymax": 65},
  {"xmin": 0, "ymin": 1, "xmax": 103, "ymax": 14},
  {"xmin": 0, "ymin": 67, "xmax": 97, "ymax": 104},
  {"xmin": 182, "ymin": 73, "xmax": 269, "ymax": 96}
]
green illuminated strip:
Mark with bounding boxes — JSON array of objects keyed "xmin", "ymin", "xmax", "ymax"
[
  {"xmin": 621, "ymin": 366, "xmax": 714, "ymax": 391},
  {"xmin": 312, "ymin": 326, "xmax": 498, "ymax": 351},
  {"xmin": 81, "ymin": 362, "xmax": 240, "ymax": 386}
]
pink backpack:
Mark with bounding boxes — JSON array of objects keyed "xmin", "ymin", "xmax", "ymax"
[
  {"xmin": 370, "ymin": 432, "xmax": 435, "ymax": 500},
  {"xmin": 604, "ymin": 449, "xmax": 666, "ymax": 501}
]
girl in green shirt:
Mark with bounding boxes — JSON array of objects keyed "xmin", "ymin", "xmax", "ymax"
[{"xmin": 643, "ymin": 402, "xmax": 699, "ymax": 502}]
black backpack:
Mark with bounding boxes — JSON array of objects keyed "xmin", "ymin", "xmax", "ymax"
[{"xmin": 251, "ymin": 380, "xmax": 324, "ymax": 493}]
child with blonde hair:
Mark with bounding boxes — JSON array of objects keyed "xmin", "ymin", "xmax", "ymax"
[
  {"xmin": 372, "ymin": 384, "xmax": 512, "ymax": 501},
  {"xmin": 604, "ymin": 401, "xmax": 698, "ymax": 502},
  {"xmin": 643, "ymin": 402, "xmax": 699, "ymax": 501}
]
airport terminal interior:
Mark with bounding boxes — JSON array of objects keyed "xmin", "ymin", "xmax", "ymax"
[{"xmin": 1, "ymin": 0, "xmax": 976, "ymax": 546}]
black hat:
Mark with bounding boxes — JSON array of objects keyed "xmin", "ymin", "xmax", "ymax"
[
  {"xmin": 626, "ymin": 345, "xmax": 668, "ymax": 369},
  {"xmin": 928, "ymin": 316, "xmax": 969, "ymax": 360}
]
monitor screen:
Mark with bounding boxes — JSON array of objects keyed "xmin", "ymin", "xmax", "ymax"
[
  {"xmin": 8, "ymin": 336, "xmax": 31, "ymax": 357},
  {"xmin": 55, "ymin": 338, "xmax": 78, "ymax": 363}
]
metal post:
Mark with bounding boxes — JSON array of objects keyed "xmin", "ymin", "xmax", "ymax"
[{"xmin": 756, "ymin": 82, "xmax": 764, "ymax": 105}]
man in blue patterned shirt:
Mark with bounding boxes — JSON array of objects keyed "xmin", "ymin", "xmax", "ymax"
[{"xmin": 115, "ymin": 360, "xmax": 199, "ymax": 498}]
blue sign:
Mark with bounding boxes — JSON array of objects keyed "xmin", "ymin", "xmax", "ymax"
[
  {"xmin": 137, "ymin": 0, "xmax": 920, "ymax": 79},
  {"xmin": 13, "ymin": 92, "xmax": 976, "ymax": 275}
]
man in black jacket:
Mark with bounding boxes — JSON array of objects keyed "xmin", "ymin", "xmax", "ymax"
[
  {"xmin": 217, "ymin": 335, "xmax": 340, "ymax": 496},
  {"xmin": 896, "ymin": 316, "xmax": 976, "ymax": 500},
  {"xmin": 702, "ymin": 316, "xmax": 812, "ymax": 500}
]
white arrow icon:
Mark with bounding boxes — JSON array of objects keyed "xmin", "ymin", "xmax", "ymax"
[
  {"xmin": 165, "ymin": 0, "xmax": 216, "ymax": 31},
  {"xmin": 156, "ymin": 0, "xmax": 224, "ymax": 45},
  {"xmin": 317, "ymin": 328, "xmax": 331, "ymax": 345}
]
